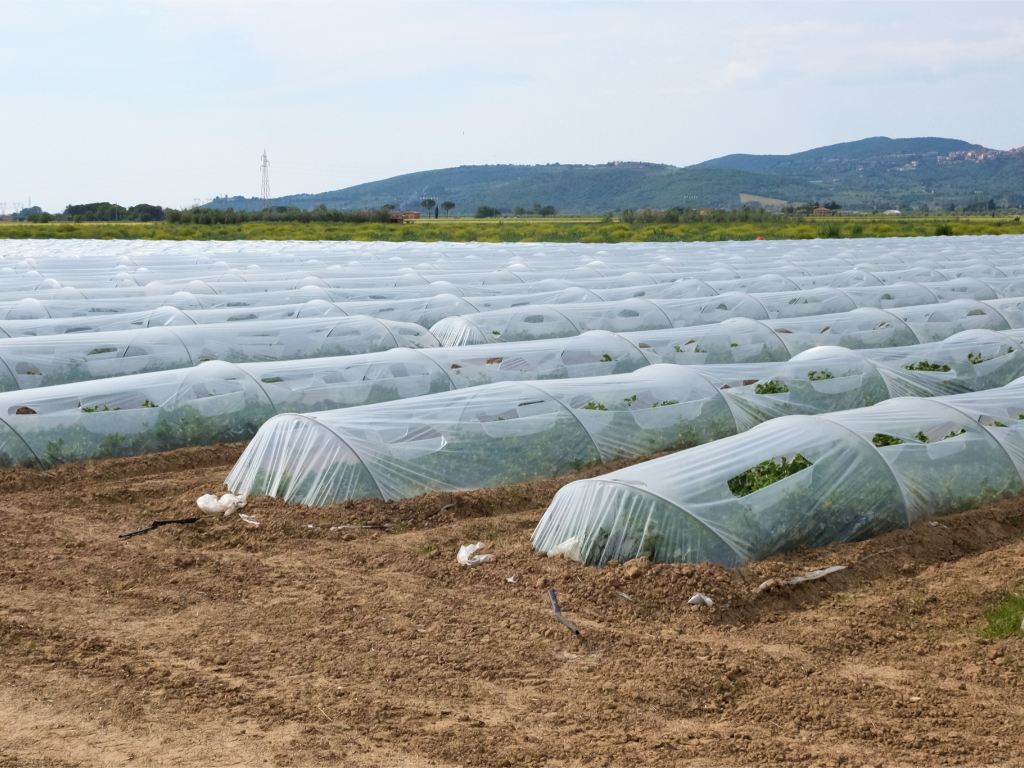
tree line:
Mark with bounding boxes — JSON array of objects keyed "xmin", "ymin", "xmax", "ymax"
[
  {"xmin": 8, "ymin": 197, "xmax": 1016, "ymax": 229},
  {"xmin": 475, "ymin": 203, "xmax": 558, "ymax": 218},
  {"xmin": 165, "ymin": 204, "xmax": 396, "ymax": 225},
  {"xmin": 9, "ymin": 202, "xmax": 416, "ymax": 226},
  {"xmin": 11, "ymin": 202, "xmax": 167, "ymax": 223}
]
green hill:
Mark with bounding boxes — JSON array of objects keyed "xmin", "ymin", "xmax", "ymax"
[
  {"xmin": 209, "ymin": 162, "xmax": 821, "ymax": 214},
  {"xmin": 206, "ymin": 137, "xmax": 1024, "ymax": 214},
  {"xmin": 690, "ymin": 136, "xmax": 981, "ymax": 174}
]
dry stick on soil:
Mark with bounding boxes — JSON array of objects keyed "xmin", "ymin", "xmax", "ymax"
[
  {"xmin": 547, "ymin": 588, "xmax": 580, "ymax": 636},
  {"xmin": 853, "ymin": 546, "xmax": 906, "ymax": 565}
]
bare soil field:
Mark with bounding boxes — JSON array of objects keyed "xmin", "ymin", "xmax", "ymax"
[{"xmin": 1, "ymin": 443, "xmax": 1022, "ymax": 767}]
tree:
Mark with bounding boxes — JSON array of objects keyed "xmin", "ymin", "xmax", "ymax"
[
  {"xmin": 420, "ymin": 198, "xmax": 436, "ymax": 218},
  {"xmin": 128, "ymin": 203, "xmax": 165, "ymax": 222},
  {"xmin": 441, "ymin": 201, "xmax": 455, "ymax": 217},
  {"xmin": 512, "ymin": 206, "xmax": 526, "ymax": 216},
  {"xmin": 475, "ymin": 205, "xmax": 500, "ymax": 218},
  {"xmin": 381, "ymin": 204, "xmax": 395, "ymax": 213}
]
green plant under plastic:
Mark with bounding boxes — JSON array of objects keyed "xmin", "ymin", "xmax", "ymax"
[
  {"xmin": 872, "ymin": 433, "xmax": 904, "ymax": 447},
  {"xmin": 905, "ymin": 360, "xmax": 952, "ymax": 372},
  {"xmin": 39, "ymin": 401, "xmax": 278, "ymax": 467},
  {"xmin": 727, "ymin": 453, "xmax": 813, "ymax": 498},
  {"xmin": 968, "ymin": 349, "xmax": 1011, "ymax": 365},
  {"xmin": 755, "ymin": 380, "xmax": 789, "ymax": 395}
]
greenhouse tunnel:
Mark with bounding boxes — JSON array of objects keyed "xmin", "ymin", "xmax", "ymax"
[
  {"xmin": 0, "ymin": 316, "xmax": 439, "ymax": 391},
  {"xmin": 223, "ymin": 329, "xmax": 1024, "ymax": 507},
  {"xmin": 1, "ymin": 293, "xmax": 1022, "ymax": 395},
  {"xmin": 532, "ymin": 381, "xmax": 1024, "ymax": 568},
  {"xmin": 1, "ymin": 326, "xmax": 1020, "ymax": 471},
  {"xmin": 428, "ymin": 291, "xmax": 1018, "ymax": 347}
]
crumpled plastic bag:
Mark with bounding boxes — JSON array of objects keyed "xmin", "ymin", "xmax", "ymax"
[
  {"xmin": 197, "ymin": 492, "xmax": 247, "ymax": 516},
  {"xmin": 687, "ymin": 592, "xmax": 714, "ymax": 607},
  {"xmin": 547, "ymin": 536, "xmax": 581, "ymax": 560},
  {"xmin": 457, "ymin": 541, "xmax": 495, "ymax": 567}
]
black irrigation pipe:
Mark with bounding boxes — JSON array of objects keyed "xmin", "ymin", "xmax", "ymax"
[
  {"xmin": 118, "ymin": 517, "xmax": 209, "ymax": 539},
  {"xmin": 547, "ymin": 587, "xmax": 580, "ymax": 636}
]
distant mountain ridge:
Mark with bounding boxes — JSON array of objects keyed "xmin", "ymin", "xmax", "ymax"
[
  {"xmin": 688, "ymin": 137, "xmax": 982, "ymax": 174},
  {"xmin": 205, "ymin": 136, "xmax": 1024, "ymax": 214}
]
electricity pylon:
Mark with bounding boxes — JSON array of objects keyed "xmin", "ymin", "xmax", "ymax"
[{"xmin": 260, "ymin": 150, "xmax": 271, "ymax": 210}]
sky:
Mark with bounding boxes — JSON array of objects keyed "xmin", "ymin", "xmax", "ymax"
[{"xmin": 2, "ymin": 0, "xmax": 1023, "ymax": 213}]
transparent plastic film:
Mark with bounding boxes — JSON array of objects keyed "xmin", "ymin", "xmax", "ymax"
[
  {"xmin": 707, "ymin": 346, "xmax": 890, "ymax": 431},
  {"xmin": 418, "ymin": 331, "xmax": 648, "ymax": 388},
  {"xmin": 860, "ymin": 330, "xmax": 1024, "ymax": 398},
  {"xmin": 228, "ymin": 382, "xmax": 601, "ymax": 502},
  {"xmin": 0, "ymin": 361, "xmax": 275, "ymax": 467},
  {"xmin": 763, "ymin": 308, "xmax": 918, "ymax": 356},
  {"xmin": 534, "ymin": 415, "xmax": 906, "ymax": 566},
  {"xmin": 531, "ymin": 365, "xmax": 738, "ymax": 461},
  {"xmin": 824, "ymin": 398, "xmax": 1023, "ymax": 523},
  {"xmin": 621, "ymin": 318, "xmax": 790, "ymax": 365},
  {"xmin": 226, "ymin": 415, "xmax": 383, "ymax": 505}
]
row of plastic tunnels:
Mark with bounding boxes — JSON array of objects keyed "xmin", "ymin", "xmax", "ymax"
[{"xmin": 5, "ymin": 236, "xmax": 1024, "ymax": 566}]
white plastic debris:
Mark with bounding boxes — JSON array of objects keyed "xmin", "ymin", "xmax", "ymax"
[
  {"xmin": 784, "ymin": 565, "xmax": 847, "ymax": 584},
  {"xmin": 505, "ymin": 575, "xmax": 517, "ymax": 583},
  {"xmin": 547, "ymin": 536, "xmax": 581, "ymax": 560},
  {"xmin": 197, "ymin": 492, "xmax": 247, "ymax": 516},
  {"xmin": 619, "ymin": 592, "xmax": 632, "ymax": 601},
  {"xmin": 457, "ymin": 542, "xmax": 495, "ymax": 567},
  {"xmin": 688, "ymin": 592, "xmax": 714, "ymax": 607},
  {"xmin": 238, "ymin": 513, "xmax": 260, "ymax": 526}
]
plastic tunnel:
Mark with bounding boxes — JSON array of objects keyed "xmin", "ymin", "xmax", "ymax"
[
  {"xmin": 0, "ymin": 316, "xmax": 439, "ymax": 391},
  {"xmin": 224, "ymin": 329, "xmax": 1024, "ymax": 505},
  {"xmin": 532, "ymin": 384, "xmax": 1024, "ymax": 567}
]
